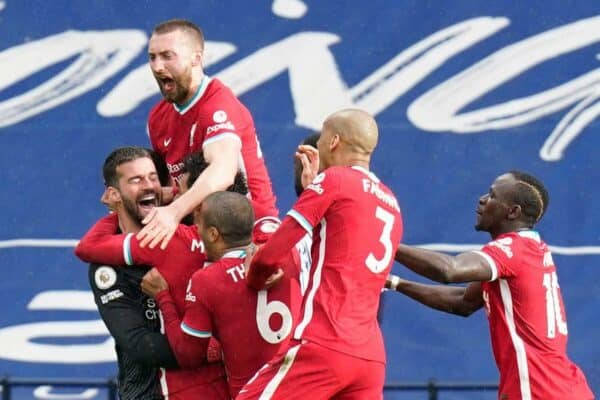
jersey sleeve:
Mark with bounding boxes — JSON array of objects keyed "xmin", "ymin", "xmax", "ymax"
[
  {"xmin": 155, "ymin": 284, "xmax": 209, "ymax": 369},
  {"xmin": 181, "ymin": 273, "xmax": 214, "ymax": 339},
  {"xmin": 88, "ymin": 263, "xmax": 179, "ymax": 369},
  {"xmin": 287, "ymin": 169, "xmax": 341, "ymax": 235},
  {"xmin": 475, "ymin": 237, "xmax": 518, "ymax": 280},
  {"xmin": 75, "ymin": 214, "xmax": 165, "ymax": 267},
  {"xmin": 201, "ymin": 93, "xmax": 246, "ymax": 148},
  {"xmin": 75, "ymin": 214, "xmax": 126, "ymax": 266},
  {"xmin": 126, "ymin": 234, "xmax": 167, "ymax": 266}
]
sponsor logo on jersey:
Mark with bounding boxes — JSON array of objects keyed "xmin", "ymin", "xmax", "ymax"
[
  {"xmin": 185, "ymin": 280, "xmax": 196, "ymax": 302},
  {"xmin": 163, "ymin": 137, "xmax": 172, "ymax": 147},
  {"xmin": 306, "ymin": 172, "xmax": 325, "ymax": 194},
  {"xmin": 167, "ymin": 161, "xmax": 184, "ymax": 175},
  {"xmin": 212, "ymin": 110, "xmax": 228, "ymax": 123},
  {"xmin": 312, "ymin": 172, "xmax": 325, "ymax": 184},
  {"xmin": 206, "ymin": 121, "xmax": 235, "ymax": 135},
  {"xmin": 94, "ymin": 266, "xmax": 117, "ymax": 289},
  {"xmin": 100, "ymin": 289, "xmax": 124, "ymax": 304},
  {"xmin": 259, "ymin": 221, "xmax": 280, "ymax": 234}
]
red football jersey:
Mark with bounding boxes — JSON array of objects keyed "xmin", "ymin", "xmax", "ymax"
[
  {"xmin": 75, "ymin": 215, "xmax": 225, "ymax": 397},
  {"xmin": 147, "ymin": 77, "xmax": 278, "ymax": 221},
  {"xmin": 181, "ymin": 250, "xmax": 302, "ymax": 397},
  {"xmin": 124, "ymin": 224, "xmax": 205, "ymax": 312},
  {"xmin": 478, "ymin": 231, "xmax": 594, "ymax": 400},
  {"xmin": 287, "ymin": 166, "xmax": 403, "ymax": 363}
]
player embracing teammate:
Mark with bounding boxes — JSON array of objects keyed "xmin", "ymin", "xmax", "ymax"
[{"xmin": 75, "ymin": 16, "xmax": 594, "ymax": 400}]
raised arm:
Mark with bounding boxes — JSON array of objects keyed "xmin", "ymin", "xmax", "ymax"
[
  {"xmin": 138, "ymin": 137, "xmax": 240, "ymax": 249},
  {"xmin": 246, "ymin": 216, "xmax": 307, "ymax": 290},
  {"xmin": 387, "ymin": 275, "xmax": 483, "ymax": 317},
  {"xmin": 394, "ymin": 244, "xmax": 493, "ymax": 284}
]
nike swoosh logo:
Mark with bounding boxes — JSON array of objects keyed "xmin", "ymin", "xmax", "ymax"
[{"xmin": 164, "ymin": 138, "xmax": 172, "ymax": 146}]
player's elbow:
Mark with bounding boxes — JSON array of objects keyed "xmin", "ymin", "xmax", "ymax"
[
  {"xmin": 438, "ymin": 261, "xmax": 464, "ymax": 284},
  {"xmin": 453, "ymin": 302, "xmax": 481, "ymax": 317},
  {"xmin": 74, "ymin": 242, "xmax": 91, "ymax": 262}
]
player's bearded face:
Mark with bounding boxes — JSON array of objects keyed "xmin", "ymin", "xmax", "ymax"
[
  {"xmin": 116, "ymin": 159, "xmax": 162, "ymax": 223},
  {"xmin": 156, "ymin": 65, "xmax": 192, "ymax": 104},
  {"xmin": 121, "ymin": 188, "xmax": 160, "ymax": 223},
  {"xmin": 149, "ymin": 32, "xmax": 195, "ymax": 105}
]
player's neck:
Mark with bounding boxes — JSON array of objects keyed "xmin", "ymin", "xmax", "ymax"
[
  {"xmin": 117, "ymin": 211, "xmax": 142, "ymax": 234},
  {"xmin": 489, "ymin": 223, "xmax": 533, "ymax": 239},
  {"xmin": 176, "ymin": 72, "xmax": 205, "ymax": 107},
  {"xmin": 335, "ymin": 154, "xmax": 370, "ymax": 170},
  {"xmin": 213, "ymin": 244, "xmax": 250, "ymax": 260}
]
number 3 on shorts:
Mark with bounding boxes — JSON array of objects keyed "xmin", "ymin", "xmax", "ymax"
[{"xmin": 365, "ymin": 206, "xmax": 395, "ymax": 273}]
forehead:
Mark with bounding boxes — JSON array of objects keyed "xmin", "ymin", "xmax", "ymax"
[
  {"xmin": 490, "ymin": 173, "xmax": 516, "ymax": 195},
  {"xmin": 149, "ymin": 30, "xmax": 188, "ymax": 52},
  {"xmin": 117, "ymin": 157, "xmax": 156, "ymax": 178}
]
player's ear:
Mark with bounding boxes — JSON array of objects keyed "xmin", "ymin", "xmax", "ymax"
[
  {"xmin": 507, "ymin": 204, "xmax": 522, "ymax": 221},
  {"xmin": 207, "ymin": 226, "xmax": 220, "ymax": 243},
  {"xmin": 106, "ymin": 186, "xmax": 121, "ymax": 202},
  {"xmin": 191, "ymin": 50, "xmax": 203, "ymax": 67},
  {"xmin": 330, "ymin": 134, "xmax": 340, "ymax": 151}
]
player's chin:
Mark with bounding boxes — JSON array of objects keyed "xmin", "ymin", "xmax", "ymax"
[{"xmin": 474, "ymin": 221, "xmax": 486, "ymax": 232}]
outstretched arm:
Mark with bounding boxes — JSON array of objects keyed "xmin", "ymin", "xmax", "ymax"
[
  {"xmin": 137, "ymin": 137, "xmax": 240, "ymax": 249},
  {"xmin": 75, "ymin": 214, "xmax": 126, "ymax": 266},
  {"xmin": 75, "ymin": 213, "xmax": 163, "ymax": 267},
  {"xmin": 394, "ymin": 244, "xmax": 493, "ymax": 284},
  {"xmin": 386, "ymin": 275, "xmax": 483, "ymax": 317}
]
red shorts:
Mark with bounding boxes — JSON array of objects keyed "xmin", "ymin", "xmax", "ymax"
[
  {"xmin": 236, "ymin": 340, "xmax": 384, "ymax": 400},
  {"xmin": 165, "ymin": 364, "xmax": 230, "ymax": 400},
  {"xmin": 168, "ymin": 376, "xmax": 230, "ymax": 400}
]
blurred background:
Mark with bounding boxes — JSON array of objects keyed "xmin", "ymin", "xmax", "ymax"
[{"xmin": 0, "ymin": 1, "xmax": 598, "ymax": 399}]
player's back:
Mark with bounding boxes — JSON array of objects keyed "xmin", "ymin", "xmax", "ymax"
[
  {"xmin": 189, "ymin": 250, "xmax": 301, "ymax": 397},
  {"xmin": 290, "ymin": 166, "xmax": 403, "ymax": 363},
  {"xmin": 480, "ymin": 231, "xmax": 593, "ymax": 399}
]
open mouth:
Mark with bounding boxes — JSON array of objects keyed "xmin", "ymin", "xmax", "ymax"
[
  {"xmin": 138, "ymin": 193, "xmax": 159, "ymax": 212},
  {"xmin": 159, "ymin": 76, "xmax": 175, "ymax": 92}
]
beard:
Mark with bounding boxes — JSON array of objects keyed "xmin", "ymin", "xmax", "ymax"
[
  {"xmin": 121, "ymin": 195, "xmax": 145, "ymax": 225},
  {"xmin": 121, "ymin": 190, "xmax": 160, "ymax": 224},
  {"xmin": 156, "ymin": 67, "xmax": 193, "ymax": 104}
]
